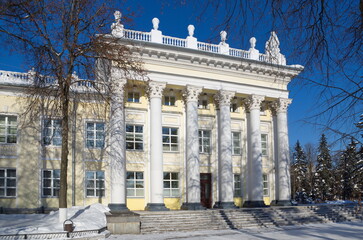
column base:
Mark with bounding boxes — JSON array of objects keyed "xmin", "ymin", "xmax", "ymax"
[
  {"xmin": 181, "ymin": 202, "xmax": 206, "ymax": 210},
  {"xmin": 106, "ymin": 211, "xmax": 140, "ymax": 234},
  {"xmin": 213, "ymin": 201, "xmax": 238, "ymax": 209},
  {"xmin": 108, "ymin": 203, "xmax": 130, "ymax": 214},
  {"xmin": 243, "ymin": 200, "xmax": 268, "ymax": 208},
  {"xmin": 270, "ymin": 200, "xmax": 293, "ymax": 206},
  {"xmin": 145, "ymin": 203, "xmax": 169, "ymax": 211}
]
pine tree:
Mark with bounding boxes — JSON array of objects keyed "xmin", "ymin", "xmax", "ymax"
[
  {"xmin": 292, "ymin": 141, "xmax": 308, "ymax": 202},
  {"xmin": 314, "ymin": 134, "xmax": 334, "ymax": 201},
  {"xmin": 338, "ymin": 139, "xmax": 357, "ymax": 199}
]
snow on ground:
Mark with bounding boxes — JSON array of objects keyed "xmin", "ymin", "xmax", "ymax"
[
  {"xmin": 0, "ymin": 203, "xmax": 109, "ymax": 235},
  {"xmin": 109, "ymin": 222, "xmax": 363, "ymax": 240}
]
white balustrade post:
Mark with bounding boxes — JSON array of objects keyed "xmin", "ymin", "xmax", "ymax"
[
  {"xmin": 145, "ymin": 81, "xmax": 169, "ymax": 211},
  {"xmin": 108, "ymin": 67, "xmax": 129, "ymax": 213},
  {"xmin": 243, "ymin": 95, "xmax": 267, "ymax": 208},
  {"xmin": 181, "ymin": 85, "xmax": 204, "ymax": 210},
  {"xmin": 214, "ymin": 90, "xmax": 237, "ymax": 209},
  {"xmin": 271, "ymin": 98, "xmax": 292, "ymax": 206}
]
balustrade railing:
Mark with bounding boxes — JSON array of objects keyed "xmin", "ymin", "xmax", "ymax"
[
  {"xmin": 124, "ymin": 29, "xmax": 151, "ymax": 42},
  {"xmin": 163, "ymin": 36, "xmax": 186, "ymax": 47}
]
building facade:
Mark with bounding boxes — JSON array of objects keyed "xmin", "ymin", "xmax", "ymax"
[{"xmin": 0, "ymin": 15, "xmax": 303, "ymax": 212}]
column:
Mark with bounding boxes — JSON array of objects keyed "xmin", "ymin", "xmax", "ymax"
[
  {"xmin": 108, "ymin": 67, "xmax": 129, "ymax": 213},
  {"xmin": 181, "ymin": 85, "xmax": 204, "ymax": 210},
  {"xmin": 243, "ymin": 94, "xmax": 266, "ymax": 208},
  {"xmin": 214, "ymin": 90, "xmax": 237, "ymax": 209},
  {"xmin": 271, "ymin": 98, "xmax": 292, "ymax": 206},
  {"xmin": 145, "ymin": 81, "xmax": 169, "ymax": 211}
]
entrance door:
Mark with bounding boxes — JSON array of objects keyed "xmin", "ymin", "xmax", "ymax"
[{"xmin": 200, "ymin": 173, "xmax": 212, "ymax": 208}]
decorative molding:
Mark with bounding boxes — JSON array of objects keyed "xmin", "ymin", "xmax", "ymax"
[
  {"xmin": 245, "ymin": 94, "xmax": 265, "ymax": 111},
  {"xmin": 147, "ymin": 81, "xmax": 166, "ymax": 98},
  {"xmin": 214, "ymin": 90, "xmax": 235, "ymax": 106},
  {"xmin": 183, "ymin": 85, "xmax": 203, "ymax": 102},
  {"xmin": 270, "ymin": 98, "xmax": 292, "ymax": 114}
]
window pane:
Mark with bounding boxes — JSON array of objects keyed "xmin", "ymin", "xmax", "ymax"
[
  {"xmin": 171, "ymin": 173, "xmax": 178, "ymax": 179},
  {"xmin": 96, "ymin": 181, "xmax": 104, "ymax": 188},
  {"xmin": 135, "ymin": 181, "xmax": 144, "ymax": 188},
  {"xmin": 43, "ymin": 189, "xmax": 51, "ymax": 196},
  {"xmin": 135, "ymin": 143, "xmax": 143, "ymax": 150},
  {"xmin": 7, "ymin": 179, "xmax": 16, "ymax": 187},
  {"xmin": 162, "ymin": 127, "xmax": 169, "ymax": 135},
  {"xmin": 163, "ymin": 189, "xmax": 169, "ymax": 197},
  {"xmin": 43, "ymin": 171, "xmax": 51, "ymax": 178},
  {"xmin": 53, "ymin": 179, "xmax": 60, "ymax": 188},
  {"xmin": 126, "ymin": 125, "xmax": 133, "ymax": 132},
  {"xmin": 126, "ymin": 180, "xmax": 134, "ymax": 188},
  {"xmin": 164, "ymin": 181, "xmax": 170, "ymax": 188},
  {"xmin": 135, "ymin": 126, "xmax": 143, "ymax": 133},
  {"xmin": 96, "ymin": 171, "xmax": 104, "ymax": 179},
  {"xmin": 127, "ymin": 189, "xmax": 134, "ymax": 196},
  {"xmin": 171, "ymin": 145, "xmax": 178, "ymax": 151},
  {"xmin": 127, "ymin": 172, "xmax": 134, "ymax": 179},
  {"xmin": 163, "ymin": 172, "xmax": 170, "ymax": 179},
  {"xmin": 86, "ymin": 123, "xmax": 94, "ymax": 130},
  {"xmin": 86, "ymin": 189, "xmax": 94, "ymax": 196},
  {"xmin": 86, "ymin": 172, "xmax": 94, "ymax": 179},
  {"xmin": 171, "ymin": 181, "xmax": 178, "ymax": 188},
  {"xmin": 170, "ymin": 128, "xmax": 178, "ymax": 135},
  {"xmin": 136, "ymin": 172, "xmax": 143, "ymax": 179},
  {"xmin": 0, "ymin": 170, "xmax": 4, "ymax": 177},
  {"xmin": 86, "ymin": 180, "xmax": 95, "ymax": 188},
  {"xmin": 0, "ymin": 179, "xmax": 4, "ymax": 187},
  {"xmin": 171, "ymin": 189, "xmax": 179, "ymax": 197},
  {"xmin": 7, "ymin": 169, "xmax": 16, "ymax": 178},
  {"xmin": 136, "ymin": 189, "xmax": 144, "ymax": 197}
]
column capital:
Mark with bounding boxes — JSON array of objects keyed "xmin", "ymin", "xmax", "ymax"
[
  {"xmin": 110, "ymin": 67, "xmax": 127, "ymax": 88},
  {"xmin": 147, "ymin": 81, "xmax": 166, "ymax": 98},
  {"xmin": 245, "ymin": 95, "xmax": 265, "ymax": 111},
  {"xmin": 271, "ymin": 98, "xmax": 292, "ymax": 114},
  {"xmin": 215, "ymin": 90, "xmax": 235, "ymax": 106},
  {"xmin": 183, "ymin": 85, "xmax": 203, "ymax": 102}
]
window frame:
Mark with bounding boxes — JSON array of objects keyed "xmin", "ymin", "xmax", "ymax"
[
  {"xmin": 85, "ymin": 171, "xmax": 105, "ymax": 198},
  {"xmin": 0, "ymin": 115, "xmax": 17, "ymax": 144},
  {"xmin": 85, "ymin": 122, "xmax": 105, "ymax": 149},
  {"xmin": 263, "ymin": 174, "xmax": 269, "ymax": 196},
  {"xmin": 199, "ymin": 129, "xmax": 211, "ymax": 154},
  {"xmin": 233, "ymin": 174, "xmax": 242, "ymax": 197},
  {"xmin": 162, "ymin": 127, "xmax": 179, "ymax": 152},
  {"xmin": 126, "ymin": 171, "xmax": 144, "ymax": 197},
  {"xmin": 163, "ymin": 172, "xmax": 179, "ymax": 197},
  {"xmin": 232, "ymin": 132, "xmax": 242, "ymax": 155},
  {"xmin": 126, "ymin": 125, "xmax": 143, "ymax": 151},
  {"xmin": 0, "ymin": 168, "xmax": 16, "ymax": 197},
  {"xmin": 42, "ymin": 118, "xmax": 62, "ymax": 146},
  {"xmin": 127, "ymin": 91, "xmax": 140, "ymax": 103},
  {"xmin": 261, "ymin": 134, "xmax": 268, "ymax": 156},
  {"xmin": 42, "ymin": 169, "xmax": 60, "ymax": 198}
]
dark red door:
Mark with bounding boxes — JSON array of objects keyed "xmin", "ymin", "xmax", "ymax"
[{"xmin": 200, "ymin": 173, "xmax": 212, "ymax": 208}]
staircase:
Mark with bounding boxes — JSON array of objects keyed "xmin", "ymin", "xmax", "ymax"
[{"xmin": 137, "ymin": 204, "xmax": 362, "ymax": 234}]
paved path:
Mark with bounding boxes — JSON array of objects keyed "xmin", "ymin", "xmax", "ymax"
[{"xmin": 108, "ymin": 221, "xmax": 363, "ymax": 240}]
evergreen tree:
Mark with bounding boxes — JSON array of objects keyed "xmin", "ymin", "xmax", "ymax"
[
  {"xmin": 292, "ymin": 141, "xmax": 308, "ymax": 202},
  {"xmin": 337, "ymin": 139, "xmax": 359, "ymax": 200},
  {"xmin": 314, "ymin": 134, "xmax": 334, "ymax": 201}
]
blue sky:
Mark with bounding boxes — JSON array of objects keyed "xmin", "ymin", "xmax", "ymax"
[{"xmin": 0, "ymin": 0, "xmax": 339, "ymax": 149}]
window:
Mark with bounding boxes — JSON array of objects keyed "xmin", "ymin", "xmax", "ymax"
[
  {"xmin": 126, "ymin": 172, "xmax": 144, "ymax": 197},
  {"xmin": 126, "ymin": 125, "xmax": 143, "ymax": 150},
  {"xmin": 261, "ymin": 134, "xmax": 268, "ymax": 156},
  {"xmin": 162, "ymin": 127, "xmax": 178, "ymax": 151},
  {"xmin": 232, "ymin": 132, "xmax": 241, "ymax": 155},
  {"xmin": 127, "ymin": 91, "xmax": 140, "ymax": 103},
  {"xmin": 164, "ymin": 96, "xmax": 176, "ymax": 106},
  {"xmin": 163, "ymin": 172, "xmax": 179, "ymax": 197},
  {"xmin": 234, "ymin": 174, "xmax": 241, "ymax": 197},
  {"xmin": 86, "ymin": 122, "xmax": 105, "ymax": 148},
  {"xmin": 42, "ymin": 169, "xmax": 60, "ymax": 197},
  {"xmin": 199, "ymin": 130, "xmax": 211, "ymax": 153},
  {"xmin": 263, "ymin": 174, "xmax": 269, "ymax": 196},
  {"xmin": 230, "ymin": 103, "xmax": 239, "ymax": 112},
  {"xmin": 85, "ymin": 171, "xmax": 105, "ymax": 197},
  {"xmin": 0, "ymin": 115, "xmax": 17, "ymax": 144},
  {"xmin": 198, "ymin": 93, "xmax": 208, "ymax": 109},
  {"xmin": 0, "ymin": 168, "xmax": 16, "ymax": 197},
  {"xmin": 43, "ymin": 119, "xmax": 62, "ymax": 146}
]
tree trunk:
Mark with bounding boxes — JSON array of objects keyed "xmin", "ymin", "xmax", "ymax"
[{"xmin": 59, "ymin": 82, "xmax": 70, "ymax": 222}]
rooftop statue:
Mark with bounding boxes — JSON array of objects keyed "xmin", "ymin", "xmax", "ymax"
[
  {"xmin": 265, "ymin": 31, "xmax": 286, "ymax": 65},
  {"xmin": 152, "ymin": 18, "xmax": 160, "ymax": 30},
  {"xmin": 188, "ymin": 25, "xmax": 195, "ymax": 37},
  {"xmin": 111, "ymin": 11, "xmax": 124, "ymax": 37},
  {"xmin": 220, "ymin": 31, "xmax": 227, "ymax": 43}
]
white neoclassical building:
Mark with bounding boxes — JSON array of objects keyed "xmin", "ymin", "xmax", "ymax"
[{"xmin": 0, "ymin": 13, "xmax": 303, "ymax": 213}]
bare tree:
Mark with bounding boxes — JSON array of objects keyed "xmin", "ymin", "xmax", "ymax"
[
  {"xmin": 0, "ymin": 0, "xmax": 145, "ymax": 221},
  {"xmin": 175, "ymin": 0, "xmax": 363, "ymax": 143}
]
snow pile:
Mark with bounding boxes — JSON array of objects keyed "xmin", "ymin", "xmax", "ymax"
[{"xmin": 0, "ymin": 203, "xmax": 109, "ymax": 235}]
